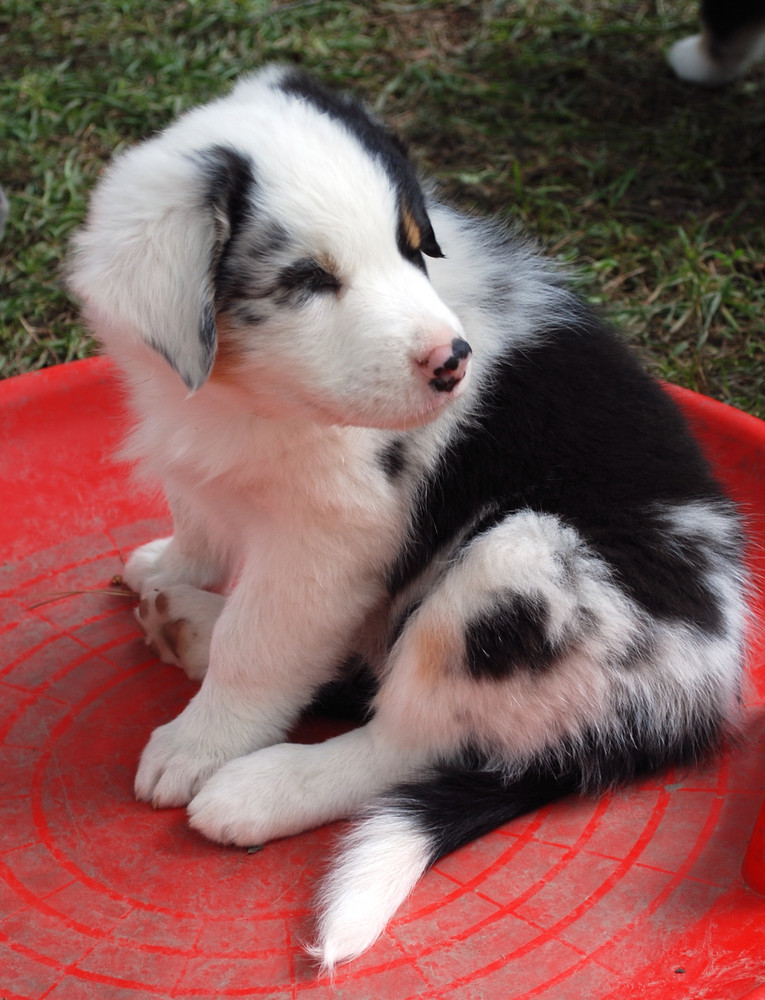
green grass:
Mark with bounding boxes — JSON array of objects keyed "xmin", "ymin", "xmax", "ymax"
[{"xmin": 1, "ymin": 0, "xmax": 763, "ymax": 415}]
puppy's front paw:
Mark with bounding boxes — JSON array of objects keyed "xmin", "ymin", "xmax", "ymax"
[
  {"xmin": 136, "ymin": 585, "xmax": 224, "ymax": 680},
  {"xmin": 188, "ymin": 755, "xmax": 267, "ymax": 846},
  {"xmin": 135, "ymin": 715, "xmax": 231, "ymax": 808},
  {"xmin": 188, "ymin": 744, "xmax": 325, "ymax": 846},
  {"xmin": 123, "ymin": 537, "xmax": 174, "ymax": 593}
]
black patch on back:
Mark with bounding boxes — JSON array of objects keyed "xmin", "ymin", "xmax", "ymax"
[
  {"xmin": 275, "ymin": 68, "xmax": 443, "ymax": 268},
  {"xmin": 587, "ymin": 515, "xmax": 728, "ymax": 634},
  {"xmin": 378, "ymin": 438, "xmax": 408, "ymax": 481},
  {"xmin": 465, "ymin": 593, "xmax": 567, "ymax": 679},
  {"xmin": 387, "ymin": 303, "xmax": 735, "ymax": 635}
]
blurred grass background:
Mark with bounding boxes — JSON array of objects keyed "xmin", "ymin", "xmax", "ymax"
[{"xmin": 1, "ymin": 0, "xmax": 763, "ymax": 415}]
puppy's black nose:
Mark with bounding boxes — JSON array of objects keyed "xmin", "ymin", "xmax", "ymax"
[{"xmin": 419, "ymin": 337, "xmax": 472, "ymax": 392}]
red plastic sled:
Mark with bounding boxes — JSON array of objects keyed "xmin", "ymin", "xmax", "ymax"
[{"xmin": 1, "ymin": 357, "xmax": 763, "ymax": 999}]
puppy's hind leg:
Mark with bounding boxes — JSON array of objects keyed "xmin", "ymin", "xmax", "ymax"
[
  {"xmin": 310, "ymin": 512, "xmax": 642, "ymax": 967},
  {"xmin": 136, "ymin": 585, "xmax": 225, "ymax": 680}
]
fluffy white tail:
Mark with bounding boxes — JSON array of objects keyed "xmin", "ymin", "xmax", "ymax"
[{"xmin": 309, "ymin": 810, "xmax": 432, "ymax": 970}]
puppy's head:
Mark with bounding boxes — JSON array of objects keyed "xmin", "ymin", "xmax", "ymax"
[{"xmin": 68, "ymin": 65, "xmax": 471, "ymax": 429}]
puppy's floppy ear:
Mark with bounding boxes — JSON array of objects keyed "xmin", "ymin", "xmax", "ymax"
[{"xmin": 68, "ymin": 141, "xmax": 256, "ymax": 392}]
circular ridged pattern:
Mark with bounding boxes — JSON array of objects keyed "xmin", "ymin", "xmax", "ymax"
[{"xmin": 1, "ymin": 360, "xmax": 764, "ymax": 999}]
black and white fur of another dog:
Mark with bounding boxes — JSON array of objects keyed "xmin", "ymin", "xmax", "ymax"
[
  {"xmin": 669, "ymin": 0, "xmax": 765, "ymax": 84},
  {"xmin": 68, "ymin": 66, "xmax": 747, "ymax": 969}
]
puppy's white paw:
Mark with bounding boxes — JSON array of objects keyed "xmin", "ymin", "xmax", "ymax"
[
  {"xmin": 188, "ymin": 743, "xmax": 338, "ymax": 846},
  {"xmin": 136, "ymin": 585, "xmax": 224, "ymax": 680},
  {"xmin": 123, "ymin": 537, "xmax": 174, "ymax": 593},
  {"xmin": 135, "ymin": 714, "xmax": 233, "ymax": 808}
]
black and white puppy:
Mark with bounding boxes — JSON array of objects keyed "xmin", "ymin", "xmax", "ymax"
[
  {"xmin": 669, "ymin": 0, "xmax": 765, "ymax": 84},
  {"xmin": 68, "ymin": 66, "xmax": 747, "ymax": 968}
]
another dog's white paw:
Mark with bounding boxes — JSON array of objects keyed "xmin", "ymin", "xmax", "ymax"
[
  {"xmin": 136, "ymin": 585, "xmax": 224, "ymax": 680},
  {"xmin": 667, "ymin": 34, "xmax": 733, "ymax": 85},
  {"xmin": 188, "ymin": 743, "xmax": 342, "ymax": 846},
  {"xmin": 135, "ymin": 713, "xmax": 234, "ymax": 808}
]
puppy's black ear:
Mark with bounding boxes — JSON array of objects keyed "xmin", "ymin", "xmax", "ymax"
[
  {"xmin": 420, "ymin": 220, "xmax": 445, "ymax": 259},
  {"xmin": 68, "ymin": 142, "xmax": 257, "ymax": 393},
  {"xmin": 189, "ymin": 145, "xmax": 258, "ymax": 388}
]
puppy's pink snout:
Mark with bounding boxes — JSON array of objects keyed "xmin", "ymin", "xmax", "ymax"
[{"xmin": 418, "ymin": 337, "xmax": 472, "ymax": 393}]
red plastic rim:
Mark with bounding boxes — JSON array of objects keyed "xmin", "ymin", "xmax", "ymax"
[{"xmin": 1, "ymin": 358, "xmax": 764, "ymax": 1000}]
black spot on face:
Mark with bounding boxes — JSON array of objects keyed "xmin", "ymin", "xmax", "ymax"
[
  {"xmin": 216, "ymin": 220, "xmax": 342, "ymax": 321},
  {"xmin": 216, "ymin": 219, "xmax": 291, "ymax": 313},
  {"xmin": 246, "ymin": 223, "xmax": 290, "ymax": 263},
  {"xmin": 465, "ymin": 592, "xmax": 568, "ymax": 680}
]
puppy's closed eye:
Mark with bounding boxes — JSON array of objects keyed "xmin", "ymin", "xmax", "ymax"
[{"xmin": 277, "ymin": 258, "xmax": 341, "ymax": 302}]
